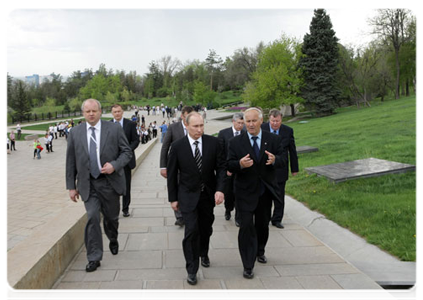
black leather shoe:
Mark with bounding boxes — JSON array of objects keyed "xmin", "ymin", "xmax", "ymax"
[
  {"xmin": 225, "ymin": 210, "xmax": 231, "ymax": 221},
  {"xmin": 109, "ymin": 241, "xmax": 119, "ymax": 255},
  {"xmin": 86, "ymin": 261, "xmax": 100, "ymax": 272},
  {"xmin": 235, "ymin": 220, "xmax": 240, "ymax": 227},
  {"xmin": 123, "ymin": 211, "xmax": 130, "ymax": 217},
  {"xmin": 272, "ymin": 222, "xmax": 284, "ymax": 229},
  {"xmin": 175, "ymin": 218, "xmax": 185, "ymax": 227},
  {"xmin": 243, "ymin": 268, "xmax": 254, "ymax": 279},
  {"xmin": 187, "ymin": 273, "xmax": 197, "ymax": 285},
  {"xmin": 201, "ymin": 256, "xmax": 210, "ymax": 268},
  {"xmin": 257, "ymin": 255, "xmax": 267, "ymax": 264}
]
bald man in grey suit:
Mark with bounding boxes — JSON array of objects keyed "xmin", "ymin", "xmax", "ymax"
[{"xmin": 66, "ymin": 99, "xmax": 132, "ymax": 272}]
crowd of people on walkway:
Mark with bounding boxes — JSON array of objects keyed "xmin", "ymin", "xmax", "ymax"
[{"xmin": 64, "ymin": 98, "xmax": 299, "ymax": 286}]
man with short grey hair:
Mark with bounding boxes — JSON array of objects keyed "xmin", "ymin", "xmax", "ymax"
[
  {"xmin": 217, "ymin": 112, "xmax": 245, "ymax": 225},
  {"xmin": 66, "ymin": 98, "xmax": 132, "ymax": 272},
  {"xmin": 261, "ymin": 108, "xmax": 299, "ymax": 229}
]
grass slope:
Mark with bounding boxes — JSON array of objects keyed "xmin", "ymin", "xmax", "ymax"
[{"xmin": 287, "ymin": 96, "xmax": 416, "ymax": 261}]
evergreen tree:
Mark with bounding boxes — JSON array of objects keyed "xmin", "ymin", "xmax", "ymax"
[
  {"xmin": 10, "ymin": 80, "xmax": 32, "ymax": 121},
  {"xmin": 299, "ymin": 9, "xmax": 340, "ymax": 116}
]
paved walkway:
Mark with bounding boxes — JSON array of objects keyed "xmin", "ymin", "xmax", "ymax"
[{"xmin": 51, "ymin": 123, "xmax": 383, "ymax": 290}]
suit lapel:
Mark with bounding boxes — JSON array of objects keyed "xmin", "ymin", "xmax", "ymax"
[
  {"xmin": 183, "ymin": 136, "xmax": 201, "ymax": 175},
  {"xmin": 81, "ymin": 124, "xmax": 89, "ymax": 156},
  {"xmin": 241, "ymin": 133, "xmax": 257, "ymax": 162},
  {"xmin": 100, "ymin": 120, "xmax": 109, "ymax": 157}
]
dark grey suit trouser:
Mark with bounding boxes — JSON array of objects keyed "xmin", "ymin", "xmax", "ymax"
[{"xmin": 84, "ymin": 177, "xmax": 120, "ymax": 262}]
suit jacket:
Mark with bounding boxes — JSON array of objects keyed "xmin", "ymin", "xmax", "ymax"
[
  {"xmin": 159, "ymin": 121, "xmax": 185, "ymax": 168},
  {"xmin": 111, "ymin": 118, "xmax": 140, "ymax": 169},
  {"xmin": 262, "ymin": 123, "xmax": 299, "ymax": 183},
  {"xmin": 167, "ymin": 134, "xmax": 226, "ymax": 213},
  {"xmin": 66, "ymin": 120, "xmax": 133, "ymax": 201},
  {"xmin": 217, "ymin": 126, "xmax": 246, "ymax": 194},
  {"xmin": 227, "ymin": 130, "xmax": 286, "ymax": 212}
]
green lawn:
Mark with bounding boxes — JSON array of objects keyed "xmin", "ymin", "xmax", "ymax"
[{"xmin": 286, "ymin": 96, "xmax": 416, "ymax": 261}]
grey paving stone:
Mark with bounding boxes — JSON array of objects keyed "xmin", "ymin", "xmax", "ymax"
[
  {"xmin": 145, "ymin": 280, "xmax": 185, "ymax": 300},
  {"xmin": 265, "ymin": 231, "xmax": 293, "ymax": 248},
  {"xmin": 132, "ymin": 208, "xmax": 164, "ymax": 218},
  {"xmin": 100, "ymin": 250, "xmax": 162, "ymax": 270},
  {"xmin": 296, "ymin": 275, "xmax": 342, "ymax": 289},
  {"xmin": 126, "ymin": 233, "xmax": 168, "ymax": 250},
  {"xmin": 209, "ymin": 230, "xmax": 238, "ymax": 249},
  {"xmin": 261, "ymin": 277, "xmax": 313, "ymax": 300},
  {"xmin": 47, "ymin": 282, "xmax": 101, "ymax": 300},
  {"xmin": 116, "ymin": 268, "xmax": 188, "ymax": 281},
  {"xmin": 280, "ymin": 229, "xmax": 323, "ymax": 247},
  {"xmin": 225, "ymin": 278, "xmax": 271, "ymax": 300},
  {"xmin": 118, "ymin": 219, "xmax": 150, "ymax": 233},
  {"xmin": 184, "ymin": 280, "xmax": 226, "ymax": 300},
  {"xmin": 84, "ymin": 270, "xmax": 117, "ymax": 282},
  {"xmin": 164, "ymin": 249, "xmax": 185, "ymax": 268},
  {"xmin": 167, "ymin": 231, "xmax": 184, "ymax": 250},
  {"xmin": 203, "ymin": 266, "xmax": 279, "ymax": 279},
  {"xmin": 207, "ymin": 249, "xmax": 242, "ymax": 267},
  {"xmin": 331, "ymin": 273, "xmax": 383, "ymax": 289},
  {"xmin": 274, "ymin": 263, "xmax": 359, "ymax": 277},
  {"xmin": 95, "ymin": 281, "xmax": 143, "ymax": 300},
  {"xmin": 305, "ymin": 157, "xmax": 415, "ymax": 183},
  {"xmin": 265, "ymin": 246, "xmax": 344, "ymax": 265},
  {"xmin": 296, "ymin": 146, "xmax": 319, "ymax": 154}
]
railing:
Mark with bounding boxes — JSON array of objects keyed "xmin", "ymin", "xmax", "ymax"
[{"xmin": 10, "ymin": 110, "xmax": 84, "ymax": 124}]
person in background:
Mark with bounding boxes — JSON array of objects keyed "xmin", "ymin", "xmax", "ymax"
[
  {"xmin": 9, "ymin": 131, "xmax": 16, "ymax": 151},
  {"xmin": 159, "ymin": 121, "xmax": 168, "ymax": 143}
]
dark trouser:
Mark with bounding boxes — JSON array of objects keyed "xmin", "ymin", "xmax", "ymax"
[
  {"xmin": 45, "ymin": 144, "xmax": 50, "ymax": 152},
  {"xmin": 224, "ymin": 175, "xmax": 240, "ymax": 223},
  {"xmin": 181, "ymin": 192, "xmax": 215, "ymax": 274},
  {"xmin": 271, "ymin": 181, "xmax": 286, "ymax": 224},
  {"xmin": 122, "ymin": 165, "xmax": 132, "ymax": 214},
  {"xmin": 10, "ymin": 141, "xmax": 16, "ymax": 150},
  {"xmin": 84, "ymin": 176, "xmax": 120, "ymax": 262},
  {"xmin": 238, "ymin": 189, "xmax": 272, "ymax": 270}
]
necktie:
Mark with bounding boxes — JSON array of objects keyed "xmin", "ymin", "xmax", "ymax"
[
  {"xmin": 89, "ymin": 127, "xmax": 100, "ymax": 179},
  {"xmin": 194, "ymin": 141, "xmax": 205, "ymax": 191},
  {"xmin": 251, "ymin": 136, "xmax": 260, "ymax": 160},
  {"xmin": 235, "ymin": 131, "xmax": 239, "ymax": 136},
  {"xmin": 194, "ymin": 141, "xmax": 202, "ymax": 172}
]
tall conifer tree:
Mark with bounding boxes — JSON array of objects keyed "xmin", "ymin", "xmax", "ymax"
[{"xmin": 299, "ymin": 9, "xmax": 340, "ymax": 116}]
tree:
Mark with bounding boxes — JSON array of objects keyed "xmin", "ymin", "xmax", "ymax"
[
  {"xmin": 205, "ymin": 49, "xmax": 223, "ymax": 91},
  {"xmin": 299, "ymin": 9, "xmax": 340, "ymax": 116},
  {"xmin": 369, "ymin": 9, "xmax": 414, "ymax": 99},
  {"xmin": 242, "ymin": 34, "xmax": 304, "ymax": 116},
  {"xmin": 9, "ymin": 80, "xmax": 31, "ymax": 121}
]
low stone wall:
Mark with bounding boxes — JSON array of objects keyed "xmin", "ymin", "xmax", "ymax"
[{"xmin": 8, "ymin": 138, "xmax": 158, "ymax": 289}]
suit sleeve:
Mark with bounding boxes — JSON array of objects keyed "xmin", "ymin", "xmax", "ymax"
[
  {"xmin": 289, "ymin": 128, "xmax": 299, "ymax": 173},
  {"xmin": 110, "ymin": 126, "xmax": 133, "ymax": 172},
  {"xmin": 128, "ymin": 121, "xmax": 140, "ymax": 151},
  {"xmin": 273, "ymin": 135, "xmax": 287, "ymax": 169},
  {"xmin": 65, "ymin": 130, "xmax": 77, "ymax": 190},
  {"xmin": 215, "ymin": 139, "xmax": 226, "ymax": 192},
  {"xmin": 227, "ymin": 137, "xmax": 243, "ymax": 174},
  {"xmin": 159, "ymin": 124, "xmax": 173, "ymax": 168},
  {"xmin": 166, "ymin": 143, "xmax": 179, "ymax": 202}
]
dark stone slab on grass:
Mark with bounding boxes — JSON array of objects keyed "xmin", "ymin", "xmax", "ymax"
[
  {"xmin": 305, "ymin": 158, "xmax": 415, "ymax": 183},
  {"xmin": 297, "ymin": 146, "xmax": 319, "ymax": 154},
  {"xmin": 24, "ymin": 134, "xmax": 39, "ymax": 141}
]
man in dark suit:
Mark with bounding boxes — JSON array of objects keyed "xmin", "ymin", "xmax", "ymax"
[
  {"xmin": 167, "ymin": 112, "xmax": 225, "ymax": 285},
  {"xmin": 261, "ymin": 109, "xmax": 299, "ymax": 229},
  {"xmin": 111, "ymin": 104, "xmax": 140, "ymax": 217},
  {"xmin": 217, "ymin": 112, "xmax": 245, "ymax": 226},
  {"xmin": 159, "ymin": 106, "xmax": 194, "ymax": 226},
  {"xmin": 227, "ymin": 107, "xmax": 286, "ymax": 279},
  {"xmin": 66, "ymin": 99, "xmax": 132, "ymax": 272}
]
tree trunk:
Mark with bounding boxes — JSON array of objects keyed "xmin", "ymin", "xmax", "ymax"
[
  {"xmin": 290, "ymin": 104, "xmax": 296, "ymax": 117},
  {"xmin": 413, "ymin": 78, "xmax": 419, "ymax": 96},
  {"xmin": 406, "ymin": 78, "xmax": 410, "ymax": 96},
  {"xmin": 395, "ymin": 49, "xmax": 400, "ymax": 99}
]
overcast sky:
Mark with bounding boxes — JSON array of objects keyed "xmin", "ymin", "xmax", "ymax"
[{"xmin": 5, "ymin": 2, "xmax": 418, "ymax": 79}]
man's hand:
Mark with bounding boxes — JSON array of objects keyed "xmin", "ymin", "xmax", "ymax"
[
  {"xmin": 226, "ymin": 171, "xmax": 232, "ymax": 176},
  {"xmin": 160, "ymin": 169, "xmax": 168, "ymax": 178},
  {"xmin": 265, "ymin": 150, "xmax": 276, "ymax": 165},
  {"xmin": 171, "ymin": 201, "xmax": 179, "ymax": 211},
  {"xmin": 239, "ymin": 153, "xmax": 254, "ymax": 168},
  {"xmin": 215, "ymin": 191, "xmax": 224, "ymax": 205},
  {"xmin": 69, "ymin": 189, "xmax": 80, "ymax": 202},
  {"xmin": 101, "ymin": 162, "xmax": 115, "ymax": 174}
]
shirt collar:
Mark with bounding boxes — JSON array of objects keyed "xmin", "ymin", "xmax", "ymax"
[
  {"xmin": 86, "ymin": 120, "xmax": 101, "ymax": 131},
  {"xmin": 187, "ymin": 134, "xmax": 202, "ymax": 146},
  {"xmin": 114, "ymin": 118, "xmax": 124, "ymax": 127},
  {"xmin": 247, "ymin": 129, "xmax": 262, "ymax": 141}
]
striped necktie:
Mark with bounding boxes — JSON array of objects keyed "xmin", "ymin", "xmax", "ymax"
[
  {"xmin": 194, "ymin": 141, "xmax": 202, "ymax": 172},
  {"xmin": 89, "ymin": 127, "xmax": 100, "ymax": 178}
]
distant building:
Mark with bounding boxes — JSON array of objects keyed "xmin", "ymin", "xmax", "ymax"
[{"xmin": 25, "ymin": 74, "xmax": 40, "ymax": 87}]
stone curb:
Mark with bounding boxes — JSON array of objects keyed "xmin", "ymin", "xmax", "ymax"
[{"xmin": 7, "ymin": 138, "xmax": 158, "ymax": 289}]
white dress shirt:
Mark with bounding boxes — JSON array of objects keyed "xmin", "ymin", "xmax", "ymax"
[
  {"xmin": 187, "ymin": 134, "xmax": 202, "ymax": 157},
  {"xmin": 87, "ymin": 121, "xmax": 102, "ymax": 172}
]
